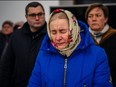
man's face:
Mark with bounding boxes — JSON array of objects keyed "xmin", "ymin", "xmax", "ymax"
[
  {"xmin": 26, "ymin": 6, "xmax": 45, "ymax": 32},
  {"xmin": 87, "ymin": 7, "xmax": 108, "ymax": 31}
]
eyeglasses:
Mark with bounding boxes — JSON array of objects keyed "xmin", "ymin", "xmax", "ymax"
[{"xmin": 27, "ymin": 12, "xmax": 45, "ymax": 18}]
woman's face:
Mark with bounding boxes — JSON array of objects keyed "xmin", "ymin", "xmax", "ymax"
[
  {"xmin": 50, "ymin": 19, "xmax": 69, "ymax": 50},
  {"xmin": 87, "ymin": 7, "xmax": 108, "ymax": 31}
]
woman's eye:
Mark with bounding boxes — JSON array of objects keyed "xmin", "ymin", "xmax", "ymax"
[
  {"xmin": 51, "ymin": 30, "xmax": 56, "ymax": 35},
  {"xmin": 60, "ymin": 29, "xmax": 67, "ymax": 33},
  {"xmin": 96, "ymin": 14, "xmax": 102, "ymax": 17},
  {"xmin": 88, "ymin": 15, "xmax": 92, "ymax": 18}
]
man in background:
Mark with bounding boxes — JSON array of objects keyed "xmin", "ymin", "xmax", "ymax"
[
  {"xmin": 0, "ymin": 20, "xmax": 14, "ymax": 60},
  {"xmin": 0, "ymin": 2, "xmax": 47, "ymax": 87}
]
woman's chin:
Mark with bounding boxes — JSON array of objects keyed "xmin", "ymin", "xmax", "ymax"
[{"xmin": 57, "ymin": 46, "xmax": 66, "ymax": 50}]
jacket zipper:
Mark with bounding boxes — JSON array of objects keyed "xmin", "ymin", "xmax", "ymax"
[
  {"xmin": 64, "ymin": 58, "xmax": 68, "ymax": 87},
  {"xmin": 84, "ymin": 83, "xmax": 86, "ymax": 87},
  {"xmin": 44, "ymin": 82, "xmax": 46, "ymax": 87}
]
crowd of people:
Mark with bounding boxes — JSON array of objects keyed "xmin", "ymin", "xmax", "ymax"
[
  {"xmin": 0, "ymin": 1, "xmax": 115, "ymax": 87},
  {"xmin": 0, "ymin": 2, "xmax": 47, "ymax": 87}
]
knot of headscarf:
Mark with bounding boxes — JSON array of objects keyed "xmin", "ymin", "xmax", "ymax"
[{"xmin": 47, "ymin": 9, "xmax": 81, "ymax": 57}]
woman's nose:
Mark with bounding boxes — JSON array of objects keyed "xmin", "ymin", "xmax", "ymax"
[
  {"xmin": 92, "ymin": 15, "xmax": 97, "ymax": 20},
  {"xmin": 55, "ymin": 33, "xmax": 62, "ymax": 41}
]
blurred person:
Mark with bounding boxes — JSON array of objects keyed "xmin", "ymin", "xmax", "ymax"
[
  {"xmin": 0, "ymin": 20, "xmax": 14, "ymax": 60},
  {"xmin": 0, "ymin": 2, "xmax": 47, "ymax": 87},
  {"xmin": 85, "ymin": 3, "xmax": 116, "ymax": 87},
  {"xmin": 28, "ymin": 9, "xmax": 112, "ymax": 87},
  {"xmin": 13, "ymin": 21, "xmax": 25, "ymax": 30},
  {"xmin": 1, "ymin": 20, "xmax": 14, "ymax": 35}
]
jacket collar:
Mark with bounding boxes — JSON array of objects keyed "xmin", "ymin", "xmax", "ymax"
[{"xmin": 21, "ymin": 22, "xmax": 47, "ymax": 37}]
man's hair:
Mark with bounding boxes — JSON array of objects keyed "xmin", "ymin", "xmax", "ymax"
[
  {"xmin": 2, "ymin": 20, "xmax": 14, "ymax": 28},
  {"xmin": 25, "ymin": 2, "xmax": 45, "ymax": 15},
  {"xmin": 85, "ymin": 3, "xmax": 109, "ymax": 20}
]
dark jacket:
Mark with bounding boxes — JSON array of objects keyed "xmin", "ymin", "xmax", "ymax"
[
  {"xmin": 0, "ymin": 33, "xmax": 11, "ymax": 60},
  {"xmin": 28, "ymin": 21, "xmax": 112, "ymax": 87},
  {"xmin": 0, "ymin": 22, "xmax": 47, "ymax": 87},
  {"xmin": 0, "ymin": 33, "xmax": 6, "ymax": 59},
  {"xmin": 91, "ymin": 27, "xmax": 116, "ymax": 87}
]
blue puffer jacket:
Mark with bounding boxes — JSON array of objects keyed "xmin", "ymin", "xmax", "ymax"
[{"xmin": 28, "ymin": 21, "xmax": 112, "ymax": 87}]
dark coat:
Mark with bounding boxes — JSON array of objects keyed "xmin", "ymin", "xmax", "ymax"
[
  {"xmin": 91, "ymin": 27, "xmax": 116, "ymax": 87},
  {"xmin": 0, "ymin": 33, "xmax": 11, "ymax": 60},
  {"xmin": 0, "ymin": 22, "xmax": 47, "ymax": 87},
  {"xmin": 0, "ymin": 33, "xmax": 6, "ymax": 59}
]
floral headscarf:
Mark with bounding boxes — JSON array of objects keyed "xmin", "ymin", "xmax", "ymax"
[{"xmin": 47, "ymin": 9, "xmax": 81, "ymax": 57}]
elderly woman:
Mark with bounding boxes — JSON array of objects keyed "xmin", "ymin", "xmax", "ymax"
[{"xmin": 28, "ymin": 9, "xmax": 112, "ymax": 87}]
